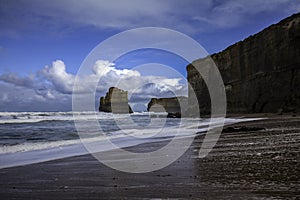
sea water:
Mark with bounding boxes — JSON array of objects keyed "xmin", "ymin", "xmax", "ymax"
[{"xmin": 0, "ymin": 112, "xmax": 259, "ymax": 169}]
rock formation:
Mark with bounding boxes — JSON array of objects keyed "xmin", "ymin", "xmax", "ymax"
[
  {"xmin": 147, "ymin": 97, "xmax": 188, "ymax": 117},
  {"xmin": 187, "ymin": 13, "xmax": 300, "ymax": 115},
  {"xmin": 99, "ymin": 87, "xmax": 133, "ymax": 114}
]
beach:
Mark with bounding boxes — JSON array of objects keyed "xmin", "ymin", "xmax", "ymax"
[{"xmin": 0, "ymin": 114, "xmax": 299, "ymax": 199}]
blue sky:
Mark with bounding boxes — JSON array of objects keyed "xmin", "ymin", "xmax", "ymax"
[{"xmin": 0, "ymin": 0, "xmax": 299, "ymax": 111}]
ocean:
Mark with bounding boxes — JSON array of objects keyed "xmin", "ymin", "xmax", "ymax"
[{"xmin": 0, "ymin": 112, "xmax": 258, "ymax": 169}]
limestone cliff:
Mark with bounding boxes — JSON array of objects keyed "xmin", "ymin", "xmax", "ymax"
[
  {"xmin": 99, "ymin": 87, "xmax": 133, "ymax": 114},
  {"xmin": 147, "ymin": 97, "xmax": 188, "ymax": 117},
  {"xmin": 187, "ymin": 13, "xmax": 300, "ymax": 115}
]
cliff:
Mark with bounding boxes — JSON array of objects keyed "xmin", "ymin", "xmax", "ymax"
[
  {"xmin": 99, "ymin": 87, "xmax": 133, "ymax": 114},
  {"xmin": 147, "ymin": 97, "xmax": 188, "ymax": 117},
  {"xmin": 187, "ymin": 13, "xmax": 300, "ymax": 115}
]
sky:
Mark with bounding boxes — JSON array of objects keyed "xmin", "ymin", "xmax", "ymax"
[{"xmin": 0, "ymin": 0, "xmax": 299, "ymax": 112}]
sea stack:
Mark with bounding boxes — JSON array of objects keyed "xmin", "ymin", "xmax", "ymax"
[
  {"xmin": 187, "ymin": 13, "xmax": 300, "ymax": 115},
  {"xmin": 99, "ymin": 87, "xmax": 133, "ymax": 114},
  {"xmin": 147, "ymin": 96, "xmax": 188, "ymax": 118}
]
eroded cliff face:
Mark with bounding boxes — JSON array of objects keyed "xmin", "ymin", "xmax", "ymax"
[
  {"xmin": 99, "ymin": 87, "xmax": 133, "ymax": 114},
  {"xmin": 187, "ymin": 13, "xmax": 300, "ymax": 115}
]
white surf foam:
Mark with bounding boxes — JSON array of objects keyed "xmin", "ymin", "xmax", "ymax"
[
  {"xmin": 0, "ymin": 117, "xmax": 262, "ymax": 169},
  {"xmin": 0, "ymin": 111, "xmax": 132, "ymax": 124}
]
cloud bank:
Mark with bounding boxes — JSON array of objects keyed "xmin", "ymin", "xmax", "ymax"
[{"xmin": 0, "ymin": 60, "xmax": 187, "ymax": 111}]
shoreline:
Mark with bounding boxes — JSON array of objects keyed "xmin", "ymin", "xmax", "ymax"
[
  {"xmin": 0, "ymin": 116, "xmax": 261, "ymax": 170},
  {"xmin": 0, "ymin": 115, "xmax": 299, "ymax": 199}
]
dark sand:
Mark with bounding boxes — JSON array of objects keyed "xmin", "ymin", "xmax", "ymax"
[{"xmin": 0, "ymin": 115, "xmax": 299, "ymax": 199}]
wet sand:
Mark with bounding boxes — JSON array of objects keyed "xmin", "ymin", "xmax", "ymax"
[{"xmin": 0, "ymin": 115, "xmax": 299, "ymax": 199}]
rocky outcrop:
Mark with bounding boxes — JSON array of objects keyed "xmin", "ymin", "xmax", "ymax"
[
  {"xmin": 187, "ymin": 13, "xmax": 300, "ymax": 115},
  {"xmin": 99, "ymin": 87, "xmax": 133, "ymax": 114},
  {"xmin": 147, "ymin": 97, "xmax": 188, "ymax": 117}
]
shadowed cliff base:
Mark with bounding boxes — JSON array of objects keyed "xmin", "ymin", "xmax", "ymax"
[{"xmin": 187, "ymin": 13, "xmax": 300, "ymax": 116}]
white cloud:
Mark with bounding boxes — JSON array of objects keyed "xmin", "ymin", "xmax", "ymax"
[
  {"xmin": 0, "ymin": 73, "xmax": 35, "ymax": 88},
  {"xmin": 41, "ymin": 60, "xmax": 75, "ymax": 94},
  {"xmin": 92, "ymin": 60, "xmax": 140, "ymax": 77},
  {"xmin": 0, "ymin": 59, "xmax": 187, "ymax": 111},
  {"xmin": 0, "ymin": 82, "xmax": 71, "ymax": 111}
]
